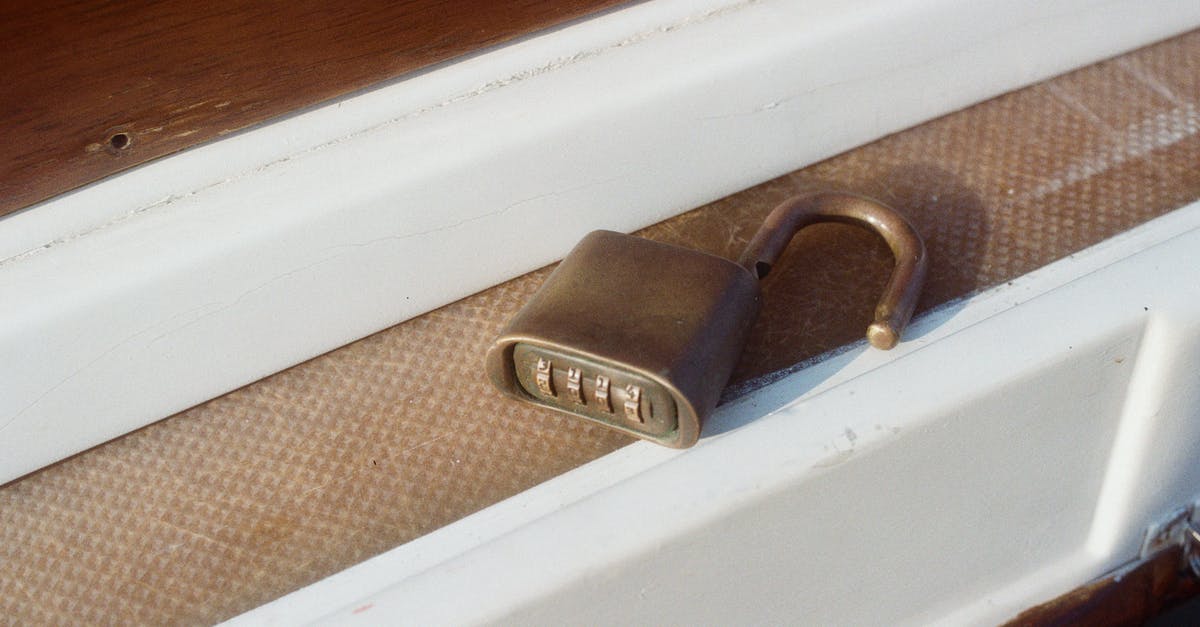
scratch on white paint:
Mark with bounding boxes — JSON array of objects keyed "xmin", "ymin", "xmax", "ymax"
[
  {"xmin": 0, "ymin": 173, "xmax": 619, "ymax": 432},
  {"xmin": 812, "ymin": 427, "xmax": 859, "ymax": 468},
  {"xmin": 0, "ymin": 300, "xmax": 226, "ymax": 433}
]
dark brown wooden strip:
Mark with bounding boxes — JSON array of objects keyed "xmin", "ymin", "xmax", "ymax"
[
  {"xmin": 1005, "ymin": 547, "xmax": 1200, "ymax": 626},
  {"xmin": 0, "ymin": 0, "xmax": 631, "ymax": 216}
]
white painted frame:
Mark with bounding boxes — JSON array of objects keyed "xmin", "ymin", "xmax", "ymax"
[
  {"xmin": 2, "ymin": 0, "xmax": 1199, "ymax": 489},
  {"xmin": 234, "ymin": 201, "xmax": 1200, "ymax": 626}
]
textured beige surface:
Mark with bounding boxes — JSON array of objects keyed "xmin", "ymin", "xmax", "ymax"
[{"xmin": 2, "ymin": 29, "xmax": 1199, "ymax": 625}]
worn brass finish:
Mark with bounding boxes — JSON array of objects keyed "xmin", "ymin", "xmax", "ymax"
[
  {"xmin": 486, "ymin": 230, "xmax": 759, "ymax": 448},
  {"xmin": 513, "ymin": 344, "xmax": 677, "ymax": 438},
  {"xmin": 739, "ymin": 192, "xmax": 928, "ymax": 350},
  {"xmin": 487, "ymin": 193, "xmax": 927, "ymax": 447}
]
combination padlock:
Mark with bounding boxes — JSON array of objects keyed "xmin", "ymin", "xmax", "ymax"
[{"xmin": 485, "ymin": 192, "xmax": 927, "ymax": 448}]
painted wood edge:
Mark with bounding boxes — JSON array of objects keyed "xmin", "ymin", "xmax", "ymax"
[
  {"xmin": 230, "ymin": 199, "xmax": 1200, "ymax": 625},
  {"xmin": 0, "ymin": 0, "xmax": 633, "ymax": 217},
  {"xmin": 1, "ymin": 0, "xmax": 1198, "ymax": 483}
]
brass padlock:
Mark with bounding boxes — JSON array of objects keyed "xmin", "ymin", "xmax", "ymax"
[{"xmin": 485, "ymin": 192, "xmax": 927, "ymax": 448}]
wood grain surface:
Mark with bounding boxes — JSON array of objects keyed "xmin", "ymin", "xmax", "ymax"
[
  {"xmin": 1005, "ymin": 546, "xmax": 1200, "ymax": 626},
  {"xmin": 0, "ymin": 0, "xmax": 631, "ymax": 217}
]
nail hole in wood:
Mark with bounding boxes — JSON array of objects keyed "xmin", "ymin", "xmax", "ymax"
[{"xmin": 108, "ymin": 132, "xmax": 131, "ymax": 151}]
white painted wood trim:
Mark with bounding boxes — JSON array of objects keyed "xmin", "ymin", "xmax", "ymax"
[
  {"xmin": 232, "ymin": 200, "xmax": 1200, "ymax": 625},
  {"xmin": 2, "ymin": 0, "xmax": 1198, "ymax": 482}
]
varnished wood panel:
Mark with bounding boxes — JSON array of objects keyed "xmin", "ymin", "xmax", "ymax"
[
  {"xmin": 1005, "ymin": 546, "xmax": 1200, "ymax": 626},
  {"xmin": 0, "ymin": 0, "xmax": 631, "ymax": 216}
]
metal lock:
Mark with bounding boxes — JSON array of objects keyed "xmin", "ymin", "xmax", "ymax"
[{"xmin": 486, "ymin": 192, "xmax": 928, "ymax": 448}]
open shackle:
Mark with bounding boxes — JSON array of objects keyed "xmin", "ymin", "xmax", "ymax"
[
  {"xmin": 738, "ymin": 192, "xmax": 929, "ymax": 350},
  {"xmin": 487, "ymin": 190, "xmax": 929, "ymax": 447}
]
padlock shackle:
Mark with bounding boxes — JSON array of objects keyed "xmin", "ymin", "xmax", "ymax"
[{"xmin": 738, "ymin": 192, "xmax": 928, "ymax": 350}]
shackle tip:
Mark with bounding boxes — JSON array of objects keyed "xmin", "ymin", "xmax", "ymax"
[
  {"xmin": 867, "ymin": 321, "xmax": 899, "ymax": 350},
  {"xmin": 739, "ymin": 192, "xmax": 927, "ymax": 351}
]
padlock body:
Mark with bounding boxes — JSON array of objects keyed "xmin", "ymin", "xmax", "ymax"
[{"xmin": 486, "ymin": 230, "xmax": 760, "ymax": 448}]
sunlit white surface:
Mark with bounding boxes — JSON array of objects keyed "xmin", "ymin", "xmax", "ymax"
[
  {"xmin": 234, "ymin": 200, "xmax": 1200, "ymax": 626},
  {"xmin": 2, "ymin": 0, "xmax": 1198, "ymax": 487}
]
